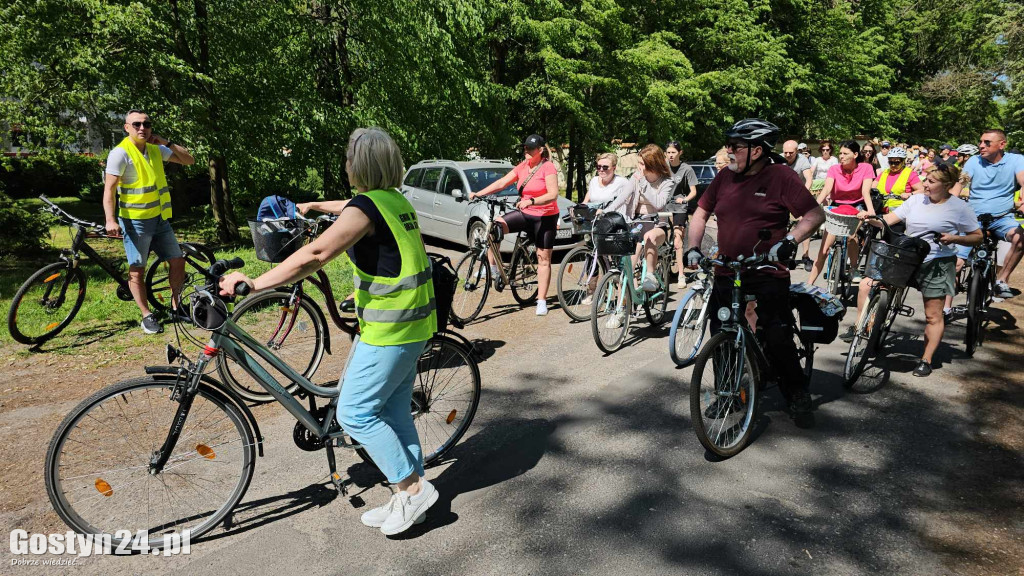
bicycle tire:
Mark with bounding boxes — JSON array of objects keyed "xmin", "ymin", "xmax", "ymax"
[
  {"xmin": 843, "ymin": 290, "xmax": 884, "ymax": 386},
  {"xmin": 644, "ymin": 255, "xmax": 671, "ymax": 326},
  {"xmin": 879, "ymin": 286, "xmax": 902, "ymax": 345},
  {"xmin": 965, "ymin": 269, "xmax": 987, "ymax": 357},
  {"xmin": 217, "ymin": 290, "xmax": 327, "ymax": 403},
  {"xmin": 668, "ymin": 284, "xmax": 710, "ymax": 368},
  {"xmin": 45, "ymin": 376, "xmax": 255, "ymax": 548},
  {"xmin": 145, "ymin": 242, "xmax": 217, "ymax": 315},
  {"xmin": 591, "ymin": 270, "xmax": 631, "ymax": 354},
  {"xmin": 556, "ymin": 245, "xmax": 603, "ymax": 322},
  {"xmin": 509, "ymin": 241, "xmax": 539, "ymax": 305},
  {"xmin": 356, "ymin": 334, "xmax": 481, "ymax": 468},
  {"xmin": 451, "ymin": 249, "xmax": 490, "ymax": 324},
  {"xmin": 690, "ymin": 331, "xmax": 759, "ymax": 458},
  {"xmin": 825, "ymin": 245, "xmax": 842, "ymax": 295},
  {"xmin": 7, "ymin": 262, "xmax": 87, "ymax": 345}
]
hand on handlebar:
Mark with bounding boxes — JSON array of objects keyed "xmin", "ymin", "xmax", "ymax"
[
  {"xmin": 937, "ymin": 233, "xmax": 960, "ymax": 245},
  {"xmin": 219, "ymin": 271, "xmax": 254, "ymax": 297},
  {"xmin": 684, "ymin": 248, "xmax": 703, "ymax": 269},
  {"xmin": 296, "ymin": 202, "xmax": 312, "ymax": 215}
]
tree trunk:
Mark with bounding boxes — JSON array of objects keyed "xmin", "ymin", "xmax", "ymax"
[
  {"xmin": 565, "ymin": 122, "xmax": 576, "ymax": 198},
  {"xmin": 575, "ymin": 138, "xmax": 587, "ymax": 202},
  {"xmin": 208, "ymin": 155, "xmax": 239, "ymax": 243}
]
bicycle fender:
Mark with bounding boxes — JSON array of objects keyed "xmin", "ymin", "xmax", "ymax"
[
  {"xmin": 143, "ymin": 366, "xmax": 265, "ymax": 457},
  {"xmin": 304, "ymin": 297, "xmax": 332, "ymax": 355}
]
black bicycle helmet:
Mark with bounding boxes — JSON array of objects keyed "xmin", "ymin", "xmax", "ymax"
[{"xmin": 724, "ymin": 118, "xmax": 781, "ymax": 149}]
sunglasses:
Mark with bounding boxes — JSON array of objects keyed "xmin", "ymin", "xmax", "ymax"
[
  {"xmin": 725, "ymin": 140, "xmax": 748, "ymax": 150},
  {"xmin": 596, "ymin": 164, "xmax": 611, "ymax": 170},
  {"xmin": 979, "ymin": 139, "xmax": 1001, "ymax": 146},
  {"xmin": 130, "ymin": 121, "xmax": 153, "ymax": 129},
  {"xmin": 820, "ymin": 148, "xmax": 832, "ymax": 152}
]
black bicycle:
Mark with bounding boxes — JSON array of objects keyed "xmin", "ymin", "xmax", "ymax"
[
  {"xmin": 954, "ymin": 211, "xmax": 1012, "ymax": 356},
  {"xmin": 7, "ymin": 195, "xmax": 214, "ymax": 345}
]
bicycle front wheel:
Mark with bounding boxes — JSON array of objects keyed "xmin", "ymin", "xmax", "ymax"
[
  {"xmin": 414, "ymin": 335, "xmax": 481, "ymax": 464},
  {"xmin": 669, "ymin": 284, "xmax": 710, "ymax": 367},
  {"xmin": 644, "ymin": 254, "xmax": 671, "ymax": 326},
  {"xmin": 557, "ymin": 245, "xmax": 602, "ymax": 322},
  {"xmin": 690, "ymin": 331, "xmax": 759, "ymax": 458},
  {"xmin": 7, "ymin": 262, "xmax": 87, "ymax": 345},
  {"xmin": 145, "ymin": 242, "xmax": 216, "ymax": 315},
  {"xmin": 825, "ymin": 243, "xmax": 844, "ymax": 296},
  {"xmin": 218, "ymin": 290, "xmax": 326, "ymax": 402},
  {"xmin": 45, "ymin": 377, "xmax": 255, "ymax": 548},
  {"xmin": 591, "ymin": 270, "xmax": 631, "ymax": 354},
  {"xmin": 843, "ymin": 290, "xmax": 885, "ymax": 388},
  {"xmin": 451, "ymin": 249, "xmax": 490, "ymax": 324},
  {"xmin": 965, "ymin": 269, "xmax": 987, "ymax": 357},
  {"xmin": 509, "ymin": 241, "xmax": 539, "ymax": 305}
]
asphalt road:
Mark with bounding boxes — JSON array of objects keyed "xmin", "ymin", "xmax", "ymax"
[{"xmin": 10, "ymin": 235, "xmax": 1021, "ymax": 576}]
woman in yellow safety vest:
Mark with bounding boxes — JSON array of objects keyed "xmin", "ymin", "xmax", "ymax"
[
  {"xmin": 220, "ymin": 127, "xmax": 440, "ymax": 537},
  {"xmin": 875, "ymin": 147, "xmax": 923, "ymax": 217}
]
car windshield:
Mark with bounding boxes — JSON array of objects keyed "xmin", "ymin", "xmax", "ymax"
[{"xmin": 464, "ymin": 167, "xmax": 518, "ymax": 196}]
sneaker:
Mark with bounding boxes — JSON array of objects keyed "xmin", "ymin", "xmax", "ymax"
[
  {"xmin": 852, "ymin": 272, "xmax": 863, "ymax": 282},
  {"xmin": 789, "ymin": 390, "xmax": 814, "ymax": 428},
  {"xmin": 492, "ymin": 275, "xmax": 504, "ymax": 293},
  {"xmin": 677, "ymin": 273, "xmax": 687, "ymax": 289},
  {"xmin": 605, "ymin": 311, "xmax": 624, "ymax": 329},
  {"xmin": 380, "ymin": 479, "xmax": 439, "ymax": 536},
  {"xmin": 641, "ymin": 274, "xmax": 659, "ymax": 292},
  {"xmin": 535, "ymin": 300, "xmax": 548, "ymax": 316},
  {"xmin": 942, "ymin": 308, "xmax": 952, "ymax": 324},
  {"xmin": 839, "ymin": 325, "xmax": 857, "ymax": 342},
  {"xmin": 361, "ymin": 493, "xmax": 427, "ymax": 529},
  {"xmin": 581, "ymin": 294, "xmax": 594, "ymax": 306},
  {"xmin": 913, "ymin": 360, "xmax": 933, "ymax": 377},
  {"xmin": 141, "ymin": 314, "xmax": 163, "ymax": 335},
  {"xmin": 801, "ymin": 256, "xmax": 813, "ymax": 272},
  {"xmin": 994, "ymin": 281, "xmax": 1014, "ymax": 299}
]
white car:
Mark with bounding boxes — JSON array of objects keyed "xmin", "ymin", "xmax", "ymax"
[{"xmin": 400, "ymin": 159, "xmax": 577, "ymax": 252}]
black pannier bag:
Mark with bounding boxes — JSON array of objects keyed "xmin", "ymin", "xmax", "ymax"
[
  {"xmin": 427, "ymin": 252, "xmax": 459, "ymax": 333},
  {"xmin": 791, "ymin": 292, "xmax": 840, "ymax": 344}
]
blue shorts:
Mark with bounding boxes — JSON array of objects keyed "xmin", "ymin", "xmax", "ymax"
[
  {"xmin": 120, "ymin": 217, "xmax": 183, "ymax": 268},
  {"xmin": 956, "ymin": 213, "xmax": 1021, "ymax": 260}
]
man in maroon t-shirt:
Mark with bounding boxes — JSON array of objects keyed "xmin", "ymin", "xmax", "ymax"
[{"xmin": 686, "ymin": 118, "xmax": 825, "ymax": 426}]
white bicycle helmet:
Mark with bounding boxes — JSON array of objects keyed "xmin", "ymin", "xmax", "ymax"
[
  {"xmin": 888, "ymin": 147, "xmax": 908, "ymax": 159},
  {"xmin": 957, "ymin": 144, "xmax": 979, "ymax": 156}
]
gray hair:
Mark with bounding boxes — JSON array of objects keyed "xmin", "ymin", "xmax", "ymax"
[{"xmin": 346, "ymin": 127, "xmax": 405, "ymax": 191}]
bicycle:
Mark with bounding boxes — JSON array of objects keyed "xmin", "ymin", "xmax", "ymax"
[
  {"xmin": 7, "ymin": 195, "xmax": 214, "ymax": 345},
  {"xmin": 590, "ymin": 215, "xmax": 673, "ymax": 354},
  {"xmin": 821, "ymin": 208, "xmax": 862, "ymax": 299},
  {"xmin": 953, "ymin": 211, "xmax": 1012, "ymax": 356},
  {"xmin": 449, "ymin": 196, "xmax": 539, "ymax": 324},
  {"xmin": 44, "ymin": 257, "xmax": 481, "ymax": 548},
  {"xmin": 688, "ymin": 231, "xmax": 818, "ymax": 458},
  {"xmin": 844, "ymin": 218, "xmax": 937, "ymax": 387},
  {"xmin": 668, "ymin": 235, "xmax": 719, "ymax": 367},
  {"xmin": 556, "ymin": 203, "xmax": 608, "ymax": 321}
]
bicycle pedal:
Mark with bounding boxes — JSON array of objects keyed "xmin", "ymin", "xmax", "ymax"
[
  {"xmin": 898, "ymin": 305, "xmax": 915, "ymax": 317},
  {"xmin": 330, "ymin": 471, "xmax": 350, "ymax": 495}
]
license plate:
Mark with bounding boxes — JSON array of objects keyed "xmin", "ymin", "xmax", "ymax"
[{"xmin": 556, "ymin": 228, "xmax": 572, "ymax": 239}]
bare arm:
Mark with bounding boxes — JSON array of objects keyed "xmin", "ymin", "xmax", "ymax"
[
  {"xmin": 682, "ymin": 184, "xmax": 698, "ymax": 203},
  {"xmin": 907, "ymin": 181, "xmax": 923, "ymax": 196},
  {"xmin": 953, "ymin": 171, "xmax": 971, "ymax": 198},
  {"xmin": 941, "ymin": 228, "xmax": 983, "ymax": 247},
  {"xmin": 687, "ymin": 206, "xmax": 710, "ymax": 253},
  {"xmin": 471, "ymin": 170, "xmax": 518, "ymax": 198},
  {"xmin": 220, "ymin": 208, "xmax": 373, "ymax": 295},
  {"xmin": 790, "ymin": 206, "xmax": 825, "ymax": 243},
  {"xmin": 150, "ymin": 134, "xmax": 194, "ymax": 166},
  {"xmin": 815, "ymin": 178, "xmax": 835, "ymax": 205},
  {"xmin": 861, "ymin": 178, "xmax": 876, "ymax": 215},
  {"xmin": 297, "ymin": 200, "xmax": 350, "ymax": 215},
  {"xmin": 802, "ymin": 168, "xmax": 813, "ymax": 189},
  {"xmin": 102, "ymin": 173, "xmax": 120, "ymax": 235}
]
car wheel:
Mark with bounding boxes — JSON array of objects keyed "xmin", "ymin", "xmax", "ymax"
[{"xmin": 467, "ymin": 220, "xmax": 487, "ymax": 246}]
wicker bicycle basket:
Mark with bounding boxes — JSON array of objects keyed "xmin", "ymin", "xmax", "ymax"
[
  {"xmin": 249, "ymin": 219, "xmax": 306, "ymax": 263},
  {"xmin": 864, "ymin": 239, "xmax": 926, "ymax": 288},
  {"xmin": 824, "ymin": 210, "xmax": 862, "ymax": 238}
]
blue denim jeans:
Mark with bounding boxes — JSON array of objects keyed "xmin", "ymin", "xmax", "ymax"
[
  {"xmin": 336, "ymin": 339, "xmax": 427, "ymax": 483},
  {"xmin": 120, "ymin": 217, "xmax": 182, "ymax": 268}
]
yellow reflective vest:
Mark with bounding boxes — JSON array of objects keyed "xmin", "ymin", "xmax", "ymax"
[
  {"xmin": 352, "ymin": 189, "xmax": 436, "ymax": 345},
  {"xmin": 878, "ymin": 168, "xmax": 913, "ymax": 211},
  {"xmin": 116, "ymin": 137, "xmax": 172, "ymax": 220}
]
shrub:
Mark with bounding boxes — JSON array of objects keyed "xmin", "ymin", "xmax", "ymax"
[
  {"xmin": 0, "ymin": 152, "xmax": 104, "ymax": 200},
  {"xmin": 0, "ymin": 190, "xmax": 50, "ymax": 257}
]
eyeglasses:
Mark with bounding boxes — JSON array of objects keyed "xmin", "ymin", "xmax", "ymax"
[
  {"xmin": 596, "ymin": 164, "xmax": 611, "ymax": 171},
  {"xmin": 130, "ymin": 121, "xmax": 152, "ymax": 129},
  {"xmin": 725, "ymin": 140, "xmax": 748, "ymax": 150}
]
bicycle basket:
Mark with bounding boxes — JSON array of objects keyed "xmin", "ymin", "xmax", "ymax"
[
  {"xmin": 823, "ymin": 210, "xmax": 862, "ymax": 238},
  {"xmin": 864, "ymin": 239, "xmax": 926, "ymax": 288},
  {"xmin": 249, "ymin": 219, "xmax": 306, "ymax": 263},
  {"xmin": 594, "ymin": 231, "xmax": 637, "ymax": 256},
  {"xmin": 569, "ymin": 204, "xmax": 599, "ymax": 235}
]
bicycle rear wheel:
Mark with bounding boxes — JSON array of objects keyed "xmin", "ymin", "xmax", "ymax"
[
  {"xmin": 965, "ymin": 269, "xmax": 987, "ymax": 357},
  {"xmin": 879, "ymin": 286, "xmax": 903, "ymax": 345},
  {"xmin": 690, "ymin": 331, "xmax": 759, "ymax": 458},
  {"xmin": 509, "ymin": 241, "xmax": 539, "ymax": 305},
  {"xmin": 451, "ymin": 249, "xmax": 490, "ymax": 324},
  {"xmin": 45, "ymin": 377, "xmax": 255, "ymax": 548},
  {"xmin": 217, "ymin": 290, "xmax": 326, "ymax": 402},
  {"xmin": 668, "ymin": 284, "xmax": 710, "ymax": 368},
  {"xmin": 557, "ymin": 245, "xmax": 603, "ymax": 321},
  {"xmin": 145, "ymin": 242, "xmax": 217, "ymax": 315},
  {"xmin": 644, "ymin": 255, "xmax": 671, "ymax": 326},
  {"xmin": 8, "ymin": 262, "xmax": 87, "ymax": 345},
  {"xmin": 844, "ymin": 290, "xmax": 886, "ymax": 388},
  {"xmin": 591, "ymin": 271, "xmax": 631, "ymax": 353}
]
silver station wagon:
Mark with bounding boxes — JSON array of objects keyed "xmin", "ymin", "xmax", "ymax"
[{"xmin": 400, "ymin": 159, "xmax": 576, "ymax": 252}]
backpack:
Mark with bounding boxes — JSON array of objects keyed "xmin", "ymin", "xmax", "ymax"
[
  {"xmin": 256, "ymin": 195, "xmax": 297, "ymax": 221},
  {"xmin": 427, "ymin": 253, "xmax": 460, "ymax": 333}
]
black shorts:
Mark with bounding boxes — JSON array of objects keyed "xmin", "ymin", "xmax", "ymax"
[{"xmin": 500, "ymin": 211, "xmax": 559, "ymax": 249}]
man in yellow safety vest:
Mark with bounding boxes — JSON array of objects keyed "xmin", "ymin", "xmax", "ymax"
[{"xmin": 103, "ymin": 109, "xmax": 195, "ymax": 334}]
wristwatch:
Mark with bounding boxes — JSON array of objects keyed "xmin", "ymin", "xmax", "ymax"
[
  {"xmin": 785, "ymin": 234, "xmax": 796, "ymax": 244},
  {"xmin": 530, "ymin": 197, "xmax": 536, "ymax": 205}
]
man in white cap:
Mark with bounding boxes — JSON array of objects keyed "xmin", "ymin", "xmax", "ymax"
[
  {"xmin": 798, "ymin": 142, "xmax": 810, "ymax": 158},
  {"xmin": 877, "ymin": 140, "xmax": 892, "ymax": 171}
]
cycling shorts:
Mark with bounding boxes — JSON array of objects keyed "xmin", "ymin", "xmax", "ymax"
[{"xmin": 500, "ymin": 210, "xmax": 558, "ymax": 249}]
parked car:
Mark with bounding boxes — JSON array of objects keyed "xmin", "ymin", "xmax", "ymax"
[
  {"xmin": 401, "ymin": 159, "xmax": 577, "ymax": 252},
  {"xmin": 687, "ymin": 162, "xmax": 718, "ymax": 214}
]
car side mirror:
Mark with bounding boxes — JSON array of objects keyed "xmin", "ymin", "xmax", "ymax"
[{"xmin": 453, "ymin": 189, "xmax": 465, "ymax": 202}]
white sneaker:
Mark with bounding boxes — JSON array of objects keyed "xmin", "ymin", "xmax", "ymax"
[
  {"xmin": 379, "ymin": 480, "xmax": 439, "ymax": 536},
  {"xmin": 360, "ymin": 493, "xmax": 427, "ymax": 528},
  {"xmin": 641, "ymin": 274, "xmax": 659, "ymax": 292},
  {"xmin": 605, "ymin": 311, "xmax": 624, "ymax": 329},
  {"xmin": 536, "ymin": 300, "xmax": 548, "ymax": 316},
  {"xmin": 581, "ymin": 294, "xmax": 594, "ymax": 306}
]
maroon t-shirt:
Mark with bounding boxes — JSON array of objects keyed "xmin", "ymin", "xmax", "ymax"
[{"xmin": 698, "ymin": 164, "xmax": 819, "ymax": 278}]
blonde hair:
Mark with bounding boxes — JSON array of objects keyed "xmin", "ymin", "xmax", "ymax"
[
  {"xmin": 926, "ymin": 164, "xmax": 960, "ymax": 187},
  {"xmin": 714, "ymin": 147, "xmax": 729, "ymax": 168},
  {"xmin": 346, "ymin": 127, "xmax": 405, "ymax": 190},
  {"xmin": 596, "ymin": 152, "xmax": 617, "ymax": 167}
]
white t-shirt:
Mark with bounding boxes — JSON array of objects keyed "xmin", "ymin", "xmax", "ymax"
[
  {"xmin": 810, "ymin": 156, "xmax": 838, "ymax": 181},
  {"xmin": 892, "ymin": 193, "xmax": 979, "ymax": 262},
  {"xmin": 877, "ymin": 153, "xmax": 890, "ymax": 172},
  {"xmin": 105, "ymin": 145, "xmax": 174, "ymax": 185},
  {"xmin": 588, "ymin": 175, "xmax": 633, "ymax": 218}
]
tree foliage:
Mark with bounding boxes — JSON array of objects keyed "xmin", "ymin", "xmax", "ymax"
[{"xmin": 1, "ymin": 0, "xmax": 1016, "ymax": 237}]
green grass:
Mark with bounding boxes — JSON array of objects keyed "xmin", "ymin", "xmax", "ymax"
[{"xmin": 1, "ymin": 197, "xmax": 354, "ymax": 352}]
